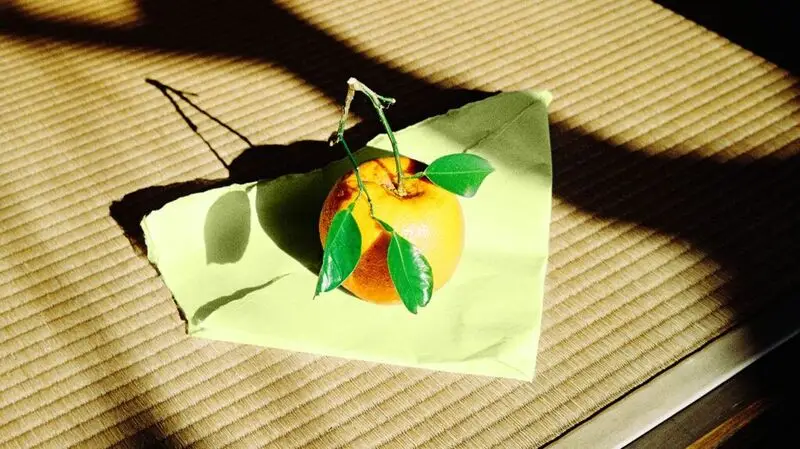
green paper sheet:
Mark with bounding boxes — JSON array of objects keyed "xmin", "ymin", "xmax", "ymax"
[{"xmin": 142, "ymin": 90, "xmax": 553, "ymax": 380}]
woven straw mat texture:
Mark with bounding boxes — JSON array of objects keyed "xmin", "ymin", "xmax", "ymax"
[{"xmin": 1, "ymin": 0, "xmax": 798, "ymax": 447}]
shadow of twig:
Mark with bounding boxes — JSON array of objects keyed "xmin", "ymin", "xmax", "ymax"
[{"xmin": 110, "ymin": 78, "xmax": 493, "ymax": 257}]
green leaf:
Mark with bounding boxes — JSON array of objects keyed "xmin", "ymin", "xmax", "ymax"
[
  {"xmin": 315, "ymin": 204, "xmax": 361, "ymax": 296},
  {"xmin": 424, "ymin": 153, "xmax": 495, "ymax": 197},
  {"xmin": 386, "ymin": 231, "xmax": 434, "ymax": 314}
]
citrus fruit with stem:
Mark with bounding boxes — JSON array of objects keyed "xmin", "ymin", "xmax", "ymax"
[{"xmin": 319, "ymin": 156, "xmax": 464, "ymax": 304}]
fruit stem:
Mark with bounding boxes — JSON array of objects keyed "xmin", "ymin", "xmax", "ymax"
[
  {"xmin": 346, "ymin": 78, "xmax": 407, "ymax": 196},
  {"xmin": 334, "ymin": 80, "xmax": 375, "ymax": 217}
]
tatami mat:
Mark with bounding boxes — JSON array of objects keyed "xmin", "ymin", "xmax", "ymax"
[{"xmin": 1, "ymin": 0, "xmax": 798, "ymax": 447}]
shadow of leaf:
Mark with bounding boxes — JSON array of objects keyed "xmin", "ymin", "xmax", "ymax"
[
  {"xmin": 191, "ymin": 273, "xmax": 289, "ymax": 325},
  {"xmin": 204, "ymin": 190, "xmax": 251, "ymax": 264}
]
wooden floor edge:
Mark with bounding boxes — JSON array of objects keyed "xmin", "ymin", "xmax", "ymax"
[{"xmin": 545, "ymin": 296, "xmax": 800, "ymax": 449}]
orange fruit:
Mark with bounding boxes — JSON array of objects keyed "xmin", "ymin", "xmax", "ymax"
[{"xmin": 318, "ymin": 156, "xmax": 464, "ymax": 304}]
